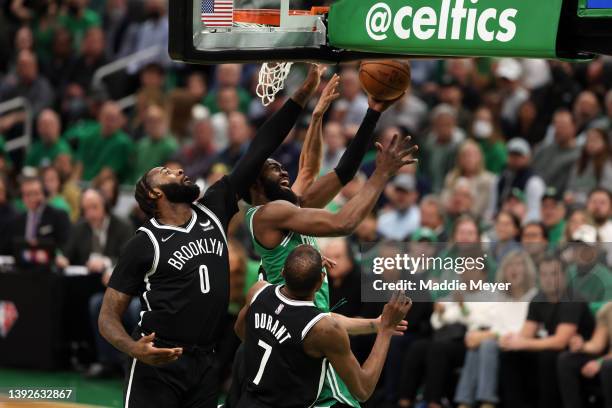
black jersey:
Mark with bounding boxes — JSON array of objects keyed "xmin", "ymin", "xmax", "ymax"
[
  {"xmin": 108, "ymin": 177, "xmax": 238, "ymax": 347},
  {"xmin": 242, "ymin": 284, "xmax": 328, "ymax": 408}
]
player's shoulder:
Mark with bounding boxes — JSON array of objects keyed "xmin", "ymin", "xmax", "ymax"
[
  {"xmin": 246, "ymin": 281, "xmax": 272, "ymax": 305},
  {"xmin": 258, "ymin": 200, "xmax": 300, "ymax": 217},
  {"xmin": 303, "ymin": 314, "xmax": 347, "ymax": 356},
  {"xmin": 199, "ymin": 175, "xmax": 233, "ymax": 203},
  {"xmin": 304, "ymin": 314, "xmax": 343, "ymax": 344}
]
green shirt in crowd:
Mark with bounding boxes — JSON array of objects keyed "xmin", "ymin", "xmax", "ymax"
[
  {"xmin": 25, "ymin": 139, "xmax": 72, "ymax": 168},
  {"xmin": 547, "ymin": 220, "xmax": 566, "ymax": 245},
  {"xmin": 58, "ymin": 9, "xmax": 101, "ymax": 50},
  {"xmin": 76, "ymin": 124, "xmax": 134, "ymax": 183},
  {"xmin": 133, "ymin": 135, "xmax": 179, "ymax": 182},
  {"xmin": 568, "ymin": 262, "xmax": 612, "ymax": 315},
  {"xmin": 203, "ymin": 87, "xmax": 251, "ymax": 114},
  {"xmin": 476, "ymin": 138, "xmax": 508, "ymax": 175}
]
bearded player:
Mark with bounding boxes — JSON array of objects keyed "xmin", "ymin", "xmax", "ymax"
[
  {"xmin": 243, "ymin": 98, "xmax": 419, "ymax": 408},
  {"xmin": 97, "ymin": 64, "xmax": 326, "ymax": 408}
]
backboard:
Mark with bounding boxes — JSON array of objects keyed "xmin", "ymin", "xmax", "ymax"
[
  {"xmin": 169, "ymin": 0, "xmax": 612, "ymax": 64},
  {"xmin": 170, "ymin": 0, "xmax": 341, "ymax": 63}
]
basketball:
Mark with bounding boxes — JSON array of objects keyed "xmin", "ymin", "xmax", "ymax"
[{"xmin": 359, "ymin": 60, "xmax": 412, "ymax": 101}]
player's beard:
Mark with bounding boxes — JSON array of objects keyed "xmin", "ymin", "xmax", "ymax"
[
  {"xmin": 262, "ymin": 177, "xmax": 298, "ymax": 205},
  {"xmin": 159, "ymin": 182, "xmax": 200, "ymax": 204}
]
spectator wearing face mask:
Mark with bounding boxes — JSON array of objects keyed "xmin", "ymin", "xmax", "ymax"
[{"xmin": 470, "ymin": 106, "xmax": 507, "ymax": 175}]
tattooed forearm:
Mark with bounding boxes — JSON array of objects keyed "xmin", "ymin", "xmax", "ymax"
[{"xmin": 98, "ymin": 288, "xmax": 137, "ymax": 357}]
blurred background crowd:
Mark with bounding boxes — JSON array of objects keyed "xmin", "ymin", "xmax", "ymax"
[{"xmin": 1, "ymin": 0, "xmax": 612, "ymax": 408}]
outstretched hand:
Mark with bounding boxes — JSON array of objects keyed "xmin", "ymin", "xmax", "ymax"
[
  {"xmin": 313, "ymin": 73, "xmax": 340, "ymax": 118},
  {"xmin": 293, "ymin": 64, "xmax": 327, "ymax": 107},
  {"xmin": 380, "ymin": 290, "xmax": 412, "ymax": 334},
  {"xmin": 375, "ymin": 133, "xmax": 419, "ymax": 178},
  {"xmin": 130, "ymin": 332, "xmax": 183, "ymax": 366}
]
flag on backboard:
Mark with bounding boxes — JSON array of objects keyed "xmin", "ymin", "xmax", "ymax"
[{"xmin": 201, "ymin": 0, "xmax": 234, "ymax": 27}]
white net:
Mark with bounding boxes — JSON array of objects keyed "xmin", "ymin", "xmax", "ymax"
[{"xmin": 256, "ymin": 62, "xmax": 294, "ymax": 106}]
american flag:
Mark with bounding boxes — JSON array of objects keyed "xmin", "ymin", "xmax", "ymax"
[{"xmin": 201, "ymin": 0, "xmax": 234, "ymax": 27}]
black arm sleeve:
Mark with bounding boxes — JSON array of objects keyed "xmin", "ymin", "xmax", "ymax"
[
  {"xmin": 228, "ymin": 98, "xmax": 304, "ymax": 199},
  {"xmin": 334, "ymin": 108, "xmax": 381, "ymax": 185}
]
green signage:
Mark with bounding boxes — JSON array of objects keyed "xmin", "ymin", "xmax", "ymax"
[{"xmin": 328, "ymin": 0, "xmax": 563, "ymax": 58}]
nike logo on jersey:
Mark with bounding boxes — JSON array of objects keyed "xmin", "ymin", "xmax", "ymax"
[
  {"xmin": 161, "ymin": 233, "xmax": 175, "ymax": 242},
  {"xmin": 199, "ymin": 219, "xmax": 214, "ymax": 231}
]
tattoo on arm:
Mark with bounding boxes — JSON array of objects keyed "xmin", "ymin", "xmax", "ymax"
[{"xmin": 98, "ymin": 288, "xmax": 137, "ymax": 357}]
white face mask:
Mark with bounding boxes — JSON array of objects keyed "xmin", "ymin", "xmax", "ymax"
[{"xmin": 473, "ymin": 120, "xmax": 493, "ymax": 139}]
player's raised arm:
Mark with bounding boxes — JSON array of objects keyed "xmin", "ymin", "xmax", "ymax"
[
  {"xmin": 292, "ymin": 74, "xmax": 340, "ymax": 196},
  {"xmin": 299, "ymin": 94, "xmax": 404, "ymax": 209},
  {"xmin": 304, "ymin": 291, "xmax": 412, "ymax": 402},
  {"xmin": 254, "ymin": 134, "xmax": 418, "ymax": 238},
  {"xmin": 228, "ymin": 64, "xmax": 325, "ymax": 200}
]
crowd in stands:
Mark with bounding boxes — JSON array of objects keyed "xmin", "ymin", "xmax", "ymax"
[{"xmin": 1, "ymin": 1, "xmax": 612, "ymax": 407}]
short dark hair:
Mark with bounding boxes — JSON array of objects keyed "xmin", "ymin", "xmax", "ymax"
[
  {"xmin": 135, "ymin": 171, "xmax": 157, "ymax": 217},
  {"xmin": 283, "ymin": 245, "xmax": 323, "ymax": 296},
  {"xmin": 588, "ymin": 187, "xmax": 612, "ymax": 202},
  {"xmin": 522, "ymin": 221, "xmax": 548, "ymax": 241},
  {"xmin": 538, "ymin": 252, "xmax": 566, "ymax": 274}
]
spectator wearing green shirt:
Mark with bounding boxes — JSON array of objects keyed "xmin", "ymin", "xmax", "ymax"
[
  {"xmin": 567, "ymin": 224, "xmax": 612, "ymax": 314},
  {"xmin": 76, "ymin": 101, "xmax": 134, "ymax": 183},
  {"xmin": 25, "ymin": 109, "xmax": 72, "ymax": 168},
  {"xmin": 203, "ymin": 64, "xmax": 251, "ymax": 114},
  {"xmin": 541, "ymin": 188, "xmax": 567, "ymax": 245},
  {"xmin": 471, "ymin": 106, "xmax": 508, "ymax": 175},
  {"xmin": 133, "ymin": 105, "xmax": 178, "ymax": 181},
  {"xmin": 58, "ymin": 0, "xmax": 101, "ymax": 51}
]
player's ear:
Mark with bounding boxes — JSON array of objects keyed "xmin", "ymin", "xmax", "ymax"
[{"xmin": 149, "ymin": 187, "xmax": 163, "ymax": 200}]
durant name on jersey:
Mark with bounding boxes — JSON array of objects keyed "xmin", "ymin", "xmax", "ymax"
[{"xmin": 254, "ymin": 312, "xmax": 292, "ymax": 344}]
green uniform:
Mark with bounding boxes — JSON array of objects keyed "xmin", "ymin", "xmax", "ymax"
[{"xmin": 245, "ymin": 206, "xmax": 360, "ymax": 407}]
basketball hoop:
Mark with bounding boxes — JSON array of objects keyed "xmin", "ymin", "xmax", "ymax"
[{"xmin": 256, "ymin": 61, "xmax": 293, "ymax": 106}]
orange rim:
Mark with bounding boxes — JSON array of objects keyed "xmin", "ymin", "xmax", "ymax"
[{"xmin": 233, "ymin": 7, "xmax": 329, "ymax": 26}]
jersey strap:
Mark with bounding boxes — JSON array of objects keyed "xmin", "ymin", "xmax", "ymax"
[{"xmin": 302, "ymin": 313, "xmax": 330, "ymax": 340}]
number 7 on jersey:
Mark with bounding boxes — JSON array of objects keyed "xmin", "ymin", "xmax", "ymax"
[{"xmin": 253, "ymin": 340, "xmax": 272, "ymax": 385}]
